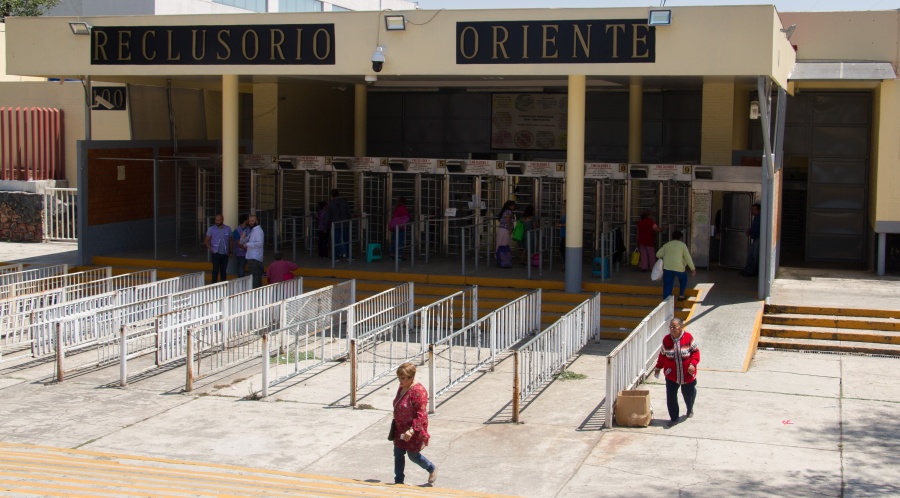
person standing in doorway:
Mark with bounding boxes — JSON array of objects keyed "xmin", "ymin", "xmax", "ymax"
[
  {"xmin": 231, "ymin": 214, "xmax": 250, "ymax": 278},
  {"xmin": 741, "ymin": 203, "xmax": 761, "ymax": 277},
  {"xmin": 654, "ymin": 317, "xmax": 700, "ymax": 427},
  {"xmin": 656, "ymin": 230, "xmax": 696, "ymax": 301},
  {"xmin": 241, "ymin": 215, "xmax": 265, "ymax": 288},
  {"xmin": 391, "ymin": 362, "xmax": 437, "ymax": 486},
  {"xmin": 204, "ymin": 214, "xmax": 231, "ymax": 284},
  {"xmin": 265, "ymin": 252, "xmax": 298, "ymax": 284},
  {"xmin": 636, "ymin": 210, "xmax": 663, "ymax": 272},
  {"xmin": 326, "ymin": 189, "xmax": 352, "ymax": 260}
]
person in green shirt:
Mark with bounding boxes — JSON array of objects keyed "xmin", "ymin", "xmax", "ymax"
[{"xmin": 656, "ymin": 230, "xmax": 696, "ymax": 301}]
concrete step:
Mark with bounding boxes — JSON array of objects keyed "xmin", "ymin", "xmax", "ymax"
[
  {"xmin": 762, "ymin": 314, "xmax": 900, "ymax": 333},
  {"xmin": 758, "ymin": 336, "xmax": 900, "ymax": 356},
  {"xmin": 760, "ymin": 324, "xmax": 900, "ymax": 345},
  {"xmin": 765, "ymin": 304, "xmax": 900, "ymax": 320}
]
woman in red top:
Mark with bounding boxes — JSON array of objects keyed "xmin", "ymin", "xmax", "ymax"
[
  {"xmin": 636, "ymin": 210, "xmax": 662, "ymax": 271},
  {"xmin": 654, "ymin": 317, "xmax": 700, "ymax": 427},
  {"xmin": 391, "ymin": 362, "xmax": 437, "ymax": 485}
]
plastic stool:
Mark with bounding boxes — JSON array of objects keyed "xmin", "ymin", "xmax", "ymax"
[
  {"xmin": 366, "ymin": 243, "xmax": 383, "ymax": 263},
  {"xmin": 591, "ymin": 257, "xmax": 610, "ymax": 278}
]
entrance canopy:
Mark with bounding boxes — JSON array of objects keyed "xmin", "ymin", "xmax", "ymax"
[{"xmin": 5, "ymin": 5, "xmax": 795, "ymax": 89}]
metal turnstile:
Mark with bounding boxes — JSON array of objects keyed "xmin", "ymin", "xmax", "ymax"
[
  {"xmin": 629, "ymin": 179, "xmax": 692, "ymax": 250},
  {"xmin": 363, "ymin": 172, "xmax": 389, "ymax": 248},
  {"xmin": 448, "ymin": 175, "xmax": 477, "ymax": 255}
]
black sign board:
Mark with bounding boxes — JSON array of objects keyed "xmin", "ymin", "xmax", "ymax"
[
  {"xmin": 457, "ymin": 19, "xmax": 655, "ymax": 65},
  {"xmin": 91, "ymin": 24, "xmax": 336, "ymax": 65}
]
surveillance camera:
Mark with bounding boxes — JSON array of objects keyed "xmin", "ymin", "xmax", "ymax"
[
  {"xmin": 365, "ymin": 74, "xmax": 378, "ymax": 85},
  {"xmin": 371, "ymin": 46, "xmax": 385, "ymax": 73},
  {"xmin": 94, "ymin": 94, "xmax": 114, "ymax": 110}
]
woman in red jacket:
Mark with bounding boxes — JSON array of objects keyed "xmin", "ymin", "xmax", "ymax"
[
  {"xmin": 391, "ymin": 362, "xmax": 437, "ymax": 486},
  {"xmin": 654, "ymin": 317, "xmax": 700, "ymax": 427}
]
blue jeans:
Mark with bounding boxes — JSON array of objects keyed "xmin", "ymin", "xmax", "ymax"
[
  {"xmin": 334, "ymin": 226, "xmax": 350, "ymax": 258},
  {"xmin": 393, "ymin": 446, "xmax": 434, "ymax": 484},
  {"xmin": 391, "ymin": 229, "xmax": 406, "ymax": 258},
  {"xmin": 234, "ymin": 256, "xmax": 247, "ymax": 278},
  {"xmin": 743, "ymin": 237, "xmax": 760, "ymax": 275},
  {"xmin": 665, "ymin": 378, "xmax": 697, "ymax": 421},
  {"xmin": 210, "ymin": 253, "xmax": 228, "ymax": 283},
  {"xmin": 662, "ymin": 269, "xmax": 688, "ymax": 299}
]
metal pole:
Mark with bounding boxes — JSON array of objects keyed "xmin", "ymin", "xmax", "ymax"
[
  {"xmin": 512, "ymin": 351, "xmax": 520, "ymax": 423},
  {"xmin": 185, "ymin": 328, "xmax": 193, "ymax": 392},
  {"xmin": 261, "ymin": 333, "xmax": 269, "ymax": 398},
  {"xmin": 428, "ymin": 344, "xmax": 436, "ymax": 414},
  {"xmin": 350, "ymin": 339, "xmax": 357, "ymax": 408},
  {"xmin": 119, "ymin": 325, "xmax": 127, "ymax": 387},
  {"xmin": 56, "ymin": 323, "xmax": 64, "ymax": 383}
]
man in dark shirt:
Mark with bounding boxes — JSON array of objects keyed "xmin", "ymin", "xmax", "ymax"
[{"xmin": 741, "ymin": 203, "xmax": 761, "ymax": 277}]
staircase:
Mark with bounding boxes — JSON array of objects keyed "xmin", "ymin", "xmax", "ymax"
[
  {"xmin": 92, "ymin": 256, "xmax": 697, "ymax": 340},
  {"xmin": 759, "ymin": 304, "xmax": 900, "ymax": 356}
]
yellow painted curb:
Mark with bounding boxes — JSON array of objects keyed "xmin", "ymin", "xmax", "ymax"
[{"xmin": 742, "ymin": 303, "xmax": 765, "ymax": 372}]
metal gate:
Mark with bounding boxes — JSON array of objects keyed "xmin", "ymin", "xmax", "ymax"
[
  {"xmin": 629, "ymin": 180, "xmax": 691, "ymax": 250},
  {"xmin": 447, "ymin": 175, "xmax": 477, "ymax": 255},
  {"xmin": 363, "ymin": 172, "xmax": 388, "ymax": 247},
  {"xmin": 420, "ymin": 174, "xmax": 445, "ymax": 254}
]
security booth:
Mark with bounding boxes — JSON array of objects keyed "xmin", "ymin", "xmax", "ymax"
[
  {"xmin": 690, "ymin": 166, "xmax": 762, "ymax": 269},
  {"xmin": 584, "ymin": 162, "xmax": 628, "ymax": 261},
  {"xmin": 627, "ymin": 164, "xmax": 693, "ymax": 255}
]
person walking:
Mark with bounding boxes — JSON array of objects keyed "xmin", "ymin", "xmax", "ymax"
[
  {"xmin": 388, "ymin": 197, "xmax": 410, "ymax": 260},
  {"xmin": 636, "ymin": 210, "xmax": 662, "ymax": 272},
  {"xmin": 316, "ymin": 201, "xmax": 329, "ymax": 258},
  {"xmin": 204, "ymin": 214, "xmax": 231, "ymax": 284},
  {"xmin": 655, "ymin": 230, "xmax": 696, "ymax": 301},
  {"xmin": 231, "ymin": 214, "xmax": 250, "ymax": 278},
  {"xmin": 391, "ymin": 362, "xmax": 437, "ymax": 486},
  {"xmin": 741, "ymin": 203, "xmax": 761, "ymax": 277},
  {"xmin": 265, "ymin": 251, "xmax": 298, "ymax": 284},
  {"xmin": 241, "ymin": 215, "xmax": 265, "ymax": 288},
  {"xmin": 326, "ymin": 189, "xmax": 352, "ymax": 260},
  {"xmin": 654, "ymin": 317, "xmax": 700, "ymax": 427},
  {"xmin": 495, "ymin": 200, "xmax": 516, "ymax": 268}
]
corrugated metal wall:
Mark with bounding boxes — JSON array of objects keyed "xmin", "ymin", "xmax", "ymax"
[{"xmin": 0, "ymin": 107, "xmax": 65, "ymax": 180}]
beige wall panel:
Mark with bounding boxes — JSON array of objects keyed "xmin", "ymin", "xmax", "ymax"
[
  {"xmin": 0, "ymin": 82, "xmax": 85, "ymax": 186},
  {"xmin": 0, "ymin": 25, "xmax": 42, "ymax": 82},
  {"xmin": 253, "ymin": 83, "xmax": 279, "ymax": 155},
  {"xmin": 205, "ymin": 90, "xmax": 223, "ymax": 140},
  {"xmin": 91, "ymin": 83, "xmax": 131, "ymax": 141},
  {"xmin": 277, "ymin": 82, "xmax": 354, "ymax": 156},
  {"xmin": 701, "ymin": 80, "xmax": 735, "ymax": 166},
  {"xmin": 872, "ymin": 80, "xmax": 900, "ymax": 227},
  {"xmin": 779, "ymin": 11, "xmax": 899, "ymax": 65},
  {"xmin": 5, "ymin": 6, "xmax": 788, "ymax": 84}
]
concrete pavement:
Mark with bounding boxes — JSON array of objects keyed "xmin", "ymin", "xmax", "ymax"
[{"xmin": 1, "ymin": 241, "xmax": 899, "ymax": 496}]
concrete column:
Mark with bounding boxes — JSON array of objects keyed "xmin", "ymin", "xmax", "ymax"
[
  {"xmin": 628, "ymin": 79, "xmax": 643, "ymax": 164},
  {"xmin": 354, "ymin": 84, "xmax": 367, "ymax": 157},
  {"xmin": 732, "ymin": 86, "xmax": 751, "ymax": 151},
  {"xmin": 222, "ymin": 75, "xmax": 239, "ymax": 228},
  {"xmin": 565, "ymin": 74, "xmax": 586, "ymax": 294},
  {"xmin": 877, "ymin": 232, "xmax": 886, "ymax": 276}
]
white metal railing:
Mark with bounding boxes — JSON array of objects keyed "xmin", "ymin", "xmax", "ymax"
[
  {"xmin": 597, "ymin": 223, "xmax": 624, "ymax": 282},
  {"xmin": 43, "ymin": 187, "xmax": 77, "ymax": 241},
  {"xmin": 512, "ymin": 293, "xmax": 601, "ymax": 422},
  {"xmin": 348, "ymin": 286, "xmax": 478, "ymax": 407},
  {"xmin": 353, "ymin": 282, "xmax": 414, "ymax": 339},
  {"xmin": 604, "ymin": 296, "xmax": 675, "ymax": 429},
  {"xmin": 0, "ymin": 266, "xmax": 111, "ymax": 300},
  {"xmin": 389, "ymin": 222, "xmax": 417, "ymax": 272},
  {"xmin": 185, "ymin": 301, "xmax": 283, "ymax": 391},
  {"xmin": 427, "ymin": 289, "xmax": 542, "ymax": 413},
  {"xmin": 0, "ymin": 264, "xmax": 67, "ymax": 290},
  {"xmin": 281, "ymin": 280, "xmax": 355, "ymax": 327},
  {"xmin": 0, "ymin": 264, "xmax": 24, "ymax": 275},
  {"xmin": 330, "ymin": 218, "xmax": 361, "ymax": 267},
  {"xmin": 524, "ymin": 225, "xmax": 555, "ymax": 279},
  {"xmin": 28, "ymin": 293, "xmax": 119, "ymax": 358},
  {"xmin": 227, "ymin": 278, "xmax": 303, "ymax": 315},
  {"xmin": 177, "ymin": 272, "xmax": 206, "ymax": 292}
]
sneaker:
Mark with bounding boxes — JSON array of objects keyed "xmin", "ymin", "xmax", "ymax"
[
  {"xmin": 666, "ymin": 420, "xmax": 678, "ymax": 428},
  {"xmin": 687, "ymin": 410, "xmax": 694, "ymax": 418},
  {"xmin": 428, "ymin": 467, "xmax": 437, "ymax": 485}
]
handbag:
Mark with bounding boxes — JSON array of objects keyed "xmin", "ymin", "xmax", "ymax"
[
  {"xmin": 511, "ymin": 220, "xmax": 525, "ymax": 242},
  {"xmin": 630, "ymin": 249, "xmax": 640, "ymax": 266},
  {"xmin": 387, "ymin": 421, "xmax": 396, "ymax": 441},
  {"xmin": 651, "ymin": 258, "xmax": 664, "ymax": 281}
]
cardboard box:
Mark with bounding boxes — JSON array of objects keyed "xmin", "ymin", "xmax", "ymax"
[{"xmin": 615, "ymin": 389, "xmax": 652, "ymax": 427}]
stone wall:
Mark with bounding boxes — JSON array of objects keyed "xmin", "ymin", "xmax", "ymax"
[{"xmin": 0, "ymin": 192, "xmax": 44, "ymax": 242}]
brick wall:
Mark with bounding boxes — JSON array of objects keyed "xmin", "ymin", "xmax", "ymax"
[{"xmin": 701, "ymin": 82, "xmax": 736, "ymax": 166}]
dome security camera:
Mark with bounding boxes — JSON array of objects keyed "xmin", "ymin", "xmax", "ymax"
[{"xmin": 371, "ymin": 46, "xmax": 385, "ymax": 73}]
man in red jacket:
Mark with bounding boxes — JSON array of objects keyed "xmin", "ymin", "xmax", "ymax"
[{"xmin": 654, "ymin": 317, "xmax": 700, "ymax": 427}]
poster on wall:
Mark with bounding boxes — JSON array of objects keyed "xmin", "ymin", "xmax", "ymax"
[{"xmin": 492, "ymin": 93, "xmax": 567, "ymax": 150}]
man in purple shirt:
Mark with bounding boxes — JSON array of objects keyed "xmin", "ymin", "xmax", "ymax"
[{"xmin": 205, "ymin": 214, "xmax": 232, "ymax": 284}]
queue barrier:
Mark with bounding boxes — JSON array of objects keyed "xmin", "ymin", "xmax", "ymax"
[
  {"xmin": 0, "ymin": 263, "xmax": 25, "ymax": 276},
  {"xmin": 511, "ymin": 293, "xmax": 601, "ymax": 422},
  {"xmin": 0, "ymin": 266, "xmax": 111, "ymax": 301},
  {"xmin": 604, "ymin": 296, "xmax": 674, "ymax": 429},
  {"xmin": 427, "ymin": 289, "xmax": 541, "ymax": 414},
  {"xmin": 0, "ymin": 264, "xmax": 67, "ymax": 286}
]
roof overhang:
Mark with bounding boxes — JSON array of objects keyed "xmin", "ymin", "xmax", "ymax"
[{"xmin": 789, "ymin": 61, "xmax": 896, "ymax": 81}]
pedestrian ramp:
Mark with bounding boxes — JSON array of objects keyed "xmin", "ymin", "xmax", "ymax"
[{"xmin": 0, "ymin": 442, "xmax": 512, "ymax": 498}]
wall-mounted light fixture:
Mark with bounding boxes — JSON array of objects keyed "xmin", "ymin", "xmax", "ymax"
[
  {"xmin": 648, "ymin": 10, "xmax": 672, "ymax": 26},
  {"xmin": 68, "ymin": 21, "xmax": 92, "ymax": 35},
  {"xmin": 781, "ymin": 24, "xmax": 796, "ymax": 40},
  {"xmin": 749, "ymin": 101, "xmax": 760, "ymax": 120},
  {"xmin": 384, "ymin": 14, "xmax": 406, "ymax": 31}
]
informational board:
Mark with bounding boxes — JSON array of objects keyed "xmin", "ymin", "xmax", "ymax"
[
  {"xmin": 290, "ymin": 156, "xmax": 326, "ymax": 170},
  {"xmin": 239, "ymin": 154, "xmax": 273, "ymax": 169},
  {"xmin": 585, "ymin": 162, "xmax": 628, "ymax": 180},
  {"xmin": 648, "ymin": 164, "xmax": 693, "ymax": 182},
  {"xmin": 406, "ymin": 158, "xmax": 440, "ymax": 174},
  {"xmin": 349, "ymin": 157, "xmax": 383, "ymax": 172},
  {"xmin": 492, "ymin": 93, "xmax": 567, "ymax": 150},
  {"xmin": 462, "ymin": 159, "xmax": 497, "ymax": 176}
]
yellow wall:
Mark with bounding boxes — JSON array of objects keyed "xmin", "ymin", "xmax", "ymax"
[
  {"xmin": 701, "ymin": 79, "xmax": 735, "ymax": 166},
  {"xmin": 871, "ymin": 80, "xmax": 900, "ymax": 229},
  {"xmin": 5, "ymin": 6, "xmax": 792, "ymax": 86},
  {"xmin": 779, "ymin": 11, "xmax": 899, "ymax": 64}
]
